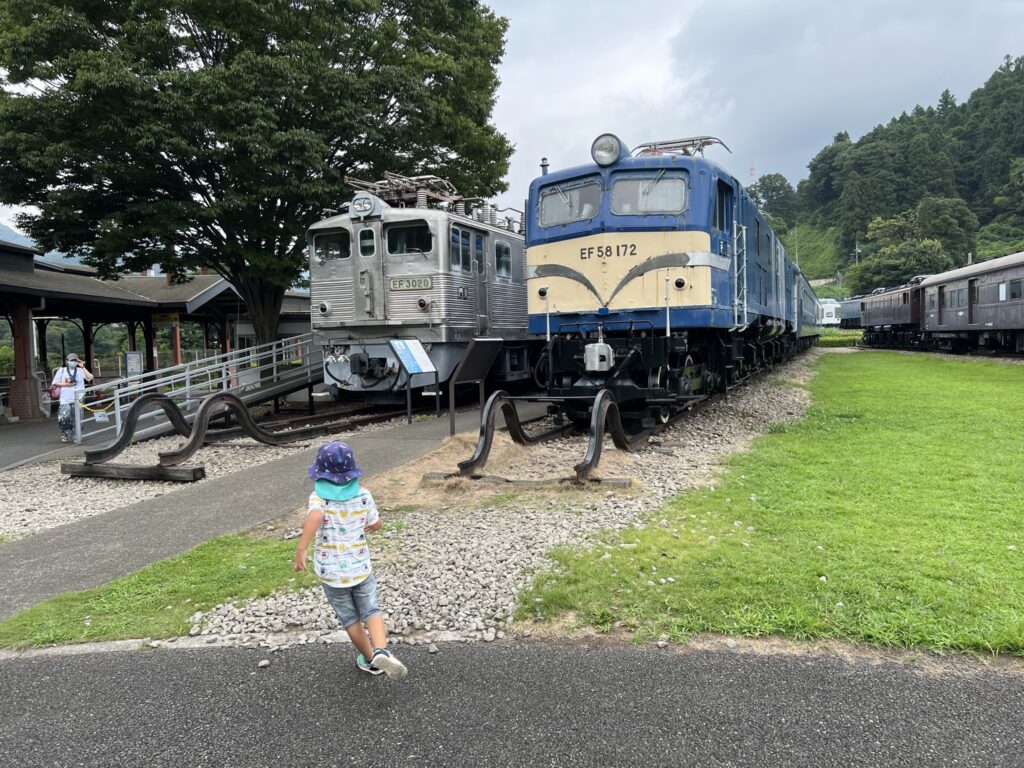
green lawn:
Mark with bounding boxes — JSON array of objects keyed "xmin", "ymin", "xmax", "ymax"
[
  {"xmin": 0, "ymin": 534, "xmax": 318, "ymax": 648},
  {"xmin": 523, "ymin": 352, "xmax": 1024, "ymax": 654}
]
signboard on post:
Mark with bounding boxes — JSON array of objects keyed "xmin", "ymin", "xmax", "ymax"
[
  {"xmin": 151, "ymin": 312, "xmax": 179, "ymax": 326},
  {"xmin": 124, "ymin": 351, "xmax": 144, "ymax": 377},
  {"xmin": 447, "ymin": 338, "xmax": 504, "ymax": 436},
  {"xmin": 389, "ymin": 339, "xmax": 437, "ymax": 375},
  {"xmin": 388, "ymin": 339, "xmax": 440, "ymax": 424}
]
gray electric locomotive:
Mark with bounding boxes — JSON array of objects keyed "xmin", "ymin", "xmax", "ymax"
[{"xmin": 308, "ymin": 174, "xmax": 531, "ymax": 401}]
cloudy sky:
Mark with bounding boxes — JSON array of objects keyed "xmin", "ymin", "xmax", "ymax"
[
  {"xmin": 3, "ymin": 0, "xmax": 1023, "ymax": 234},
  {"xmin": 486, "ymin": 0, "xmax": 1024, "ymax": 211}
]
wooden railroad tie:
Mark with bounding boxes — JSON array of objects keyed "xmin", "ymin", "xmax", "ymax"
[{"xmin": 61, "ymin": 462, "xmax": 206, "ymax": 482}]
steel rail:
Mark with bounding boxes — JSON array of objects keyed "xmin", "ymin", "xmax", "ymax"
[
  {"xmin": 573, "ymin": 390, "xmax": 653, "ymax": 483},
  {"xmin": 83, "ymin": 394, "xmax": 193, "ymax": 464},
  {"xmin": 457, "ymin": 390, "xmax": 573, "ymax": 477}
]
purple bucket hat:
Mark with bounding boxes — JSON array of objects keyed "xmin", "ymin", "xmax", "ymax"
[{"xmin": 308, "ymin": 441, "xmax": 363, "ymax": 485}]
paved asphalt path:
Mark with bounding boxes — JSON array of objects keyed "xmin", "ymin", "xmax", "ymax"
[
  {"xmin": 2, "ymin": 642, "xmax": 1022, "ymax": 767},
  {"xmin": 0, "ymin": 403, "xmax": 545, "ymax": 620},
  {"xmin": 0, "ymin": 416, "xmax": 90, "ymax": 471}
]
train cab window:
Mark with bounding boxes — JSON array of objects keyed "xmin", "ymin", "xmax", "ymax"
[
  {"xmin": 712, "ymin": 180, "xmax": 732, "ymax": 232},
  {"xmin": 450, "ymin": 226, "xmax": 464, "ymax": 271},
  {"xmin": 902, "ymin": 293, "xmax": 908, "ymax": 305},
  {"xmin": 1011, "ymin": 279, "xmax": 1023, "ymax": 300},
  {"xmin": 538, "ymin": 179, "xmax": 601, "ymax": 226},
  {"xmin": 386, "ymin": 223, "xmax": 432, "ymax": 256},
  {"xmin": 927, "ymin": 293, "xmax": 936, "ymax": 310},
  {"xmin": 313, "ymin": 231, "xmax": 351, "ymax": 262},
  {"xmin": 474, "ymin": 234, "xmax": 485, "ymax": 273},
  {"xmin": 461, "ymin": 229, "xmax": 472, "ymax": 272},
  {"xmin": 449, "ymin": 225, "xmax": 474, "ymax": 272},
  {"xmin": 611, "ymin": 175, "xmax": 686, "ymax": 214},
  {"xmin": 358, "ymin": 229, "xmax": 375, "ymax": 258},
  {"xmin": 494, "ymin": 241, "xmax": 512, "ymax": 278}
]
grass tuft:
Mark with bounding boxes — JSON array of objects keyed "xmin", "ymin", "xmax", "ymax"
[{"xmin": 0, "ymin": 534, "xmax": 318, "ymax": 648}]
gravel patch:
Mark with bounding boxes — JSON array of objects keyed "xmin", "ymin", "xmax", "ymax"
[
  {"xmin": 192, "ymin": 350, "xmax": 824, "ymax": 649},
  {"xmin": 0, "ymin": 416, "xmax": 404, "ymax": 541}
]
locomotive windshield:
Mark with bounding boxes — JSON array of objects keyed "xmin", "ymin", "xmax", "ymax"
[
  {"xmin": 611, "ymin": 173, "xmax": 686, "ymax": 214},
  {"xmin": 538, "ymin": 178, "xmax": 601, "ymax": 226},
  {"xmin": 313, "ymin": 231, "xmax": 351, "ymax": 262},
  {"xmin": 386, "ymin": 222, "xmax": 433, "ymax": 255}
]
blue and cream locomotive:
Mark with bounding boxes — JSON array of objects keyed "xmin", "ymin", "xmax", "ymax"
[{"xmin": 525, "ymin": 134, "xmax": 820, "ymax": 426}]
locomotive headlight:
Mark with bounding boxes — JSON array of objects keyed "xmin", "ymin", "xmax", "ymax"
[{"xmin": 591, "ymin": 133, "xmax": 622, "ymax": 166}]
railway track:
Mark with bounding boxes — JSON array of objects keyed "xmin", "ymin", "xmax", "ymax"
[
  {"xmin": 457, "ymin": 387, "xmax": 728, "ymax": 484},
  {"xmin": 62, "ymin": 394, "xmax": 407, "ymax": 481}
]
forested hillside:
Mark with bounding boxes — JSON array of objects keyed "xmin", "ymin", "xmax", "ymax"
[{"xmin": 752, "ymin": 55, "xmax": 1024, "ymax": 293}]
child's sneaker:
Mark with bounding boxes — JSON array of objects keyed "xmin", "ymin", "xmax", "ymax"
[
  {"xmin": 356, "ymin": 653, "xmax": 383, "ymax": 675},
  {"xmin": 370, "ymin": 647, "xmax": 408, "ymax": 680}
]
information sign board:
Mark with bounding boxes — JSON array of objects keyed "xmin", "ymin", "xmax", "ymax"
[
  {"xmin": 388, "ymin": 339, "xmax": 437, "ymax": 375},
  {"xmin": 124, "ymin": 351, "xmax": 144, "ymax": 377}
]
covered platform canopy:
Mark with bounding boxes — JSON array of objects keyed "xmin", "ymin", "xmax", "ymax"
[{"xmin": 1, "ymin": 238, "xmax": 307, "ymax": 421}]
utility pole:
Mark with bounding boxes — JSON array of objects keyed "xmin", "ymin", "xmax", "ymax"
[
  {"xmin": 795, "ymin": 228, "xmax": 800, "ymax": 268},
  {"xmin": 853, "ymin": 239, "xmax": 861, "ymax": 265}
]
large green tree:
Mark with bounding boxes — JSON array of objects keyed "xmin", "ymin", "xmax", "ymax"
[
  {"xmin": 0, "ymin": 0, "xmax": 513, "ymax": 343},
  {"xmin": 748, "ymin": 172, "xmax": 797, "ymax": 230},
  {"xmin": 846, "ymin": 238, "xmax": 954, "ymax": 294}
]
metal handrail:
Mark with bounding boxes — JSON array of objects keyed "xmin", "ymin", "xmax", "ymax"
[{"xmin": 73, "ymin": 333, "xmax": 323, "ymax": 444}]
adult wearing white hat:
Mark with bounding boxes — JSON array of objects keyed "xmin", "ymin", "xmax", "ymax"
[{"xmin": 50, "ymin": 353, "xmax": 94, "ymax": 442}]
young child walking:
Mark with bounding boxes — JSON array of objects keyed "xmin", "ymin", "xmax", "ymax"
[{"xmin": 294, "ymin": 441, "xmax": 407, "ymax": 679}]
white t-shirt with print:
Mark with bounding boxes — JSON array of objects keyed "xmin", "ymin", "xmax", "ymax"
[
  {"xmin": 308, "ymin": 489, "xmax": 379, "ymax": 587},
  {"xmin": 50, "ymin": 367, "xmax": 85, "ymax": 405}
]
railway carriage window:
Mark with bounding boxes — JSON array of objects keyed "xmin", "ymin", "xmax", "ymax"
[
  {"xmin": 313, "ymin": 231, "xmax": 351, "ymax": 262},
  {"xmin": 494, "ymin": 241, "xmax": 512, "ymax": 278},
  {"xmin": 611, "ymin": 176, "xmax": 686, "ymax": 214},
  {"xmin": 474, "ymin": 234, "xmax": 485, "ymax": 273},
  {"xmin": 927, "ymin": 294, "xmax": 935, "ymax": 310},
  {"xmin": 998, "ymin": 282, "xmax": 1008, "ymax": 301},
  {"xmin": 902, "ymin": 293, "xmax": 908, "ymax": 305},
  {"xmin": 358, "ymin": 229, "xmax": 375, "ymax": 257},
  {"xmin": 450, "ymin": 226, "xmax": 463, "ymax": 271},
  {"xmin": 461, "ymin": 229, "xmax": 472, "ymax": 273},
  {"xmin": 386, "ymin": 223, "xmax": 432, "ymax": 256},
  {"xmin": 538, "ymin": 179, "xmax": 602, "ymax": 226},
  {"xmin": 1011, "ymin": 280, "xmax": 1023, "ymax": 300},
  {"xmin": 958, "ymin": 288, "xmax": 967, "ymax": 307}
]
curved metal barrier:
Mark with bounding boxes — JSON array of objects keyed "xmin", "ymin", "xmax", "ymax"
[
  {"xmin": 83, "ymin": 394, "xmax": 193, "ymax": 464},
  {"xmin": 573, "ymin": 389, "xmax": 653, "ymax": 483},
  {"xmin": 457, "ymin": 390, "xmax": 572, "ymax": 477},
  {"xmin": 157, "ymin": 392, "xmax": 300, "ymax": 467},
  {"xmin": 456, "ymin": 388, "xmax": 657, "ymax": 484}
]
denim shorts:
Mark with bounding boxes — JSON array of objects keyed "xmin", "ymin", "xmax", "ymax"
[{"xmin": 322, "ymin": 574, "xmax": 380, "ymax": 628}]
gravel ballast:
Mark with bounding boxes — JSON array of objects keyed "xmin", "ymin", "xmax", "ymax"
[
  {"xmin": 191, "ymin": 351, "xmax": 822, "ymax": 649},
  {"xmin": 0, "ymin": 417, "xmax": 403, "ymax": 540}
]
